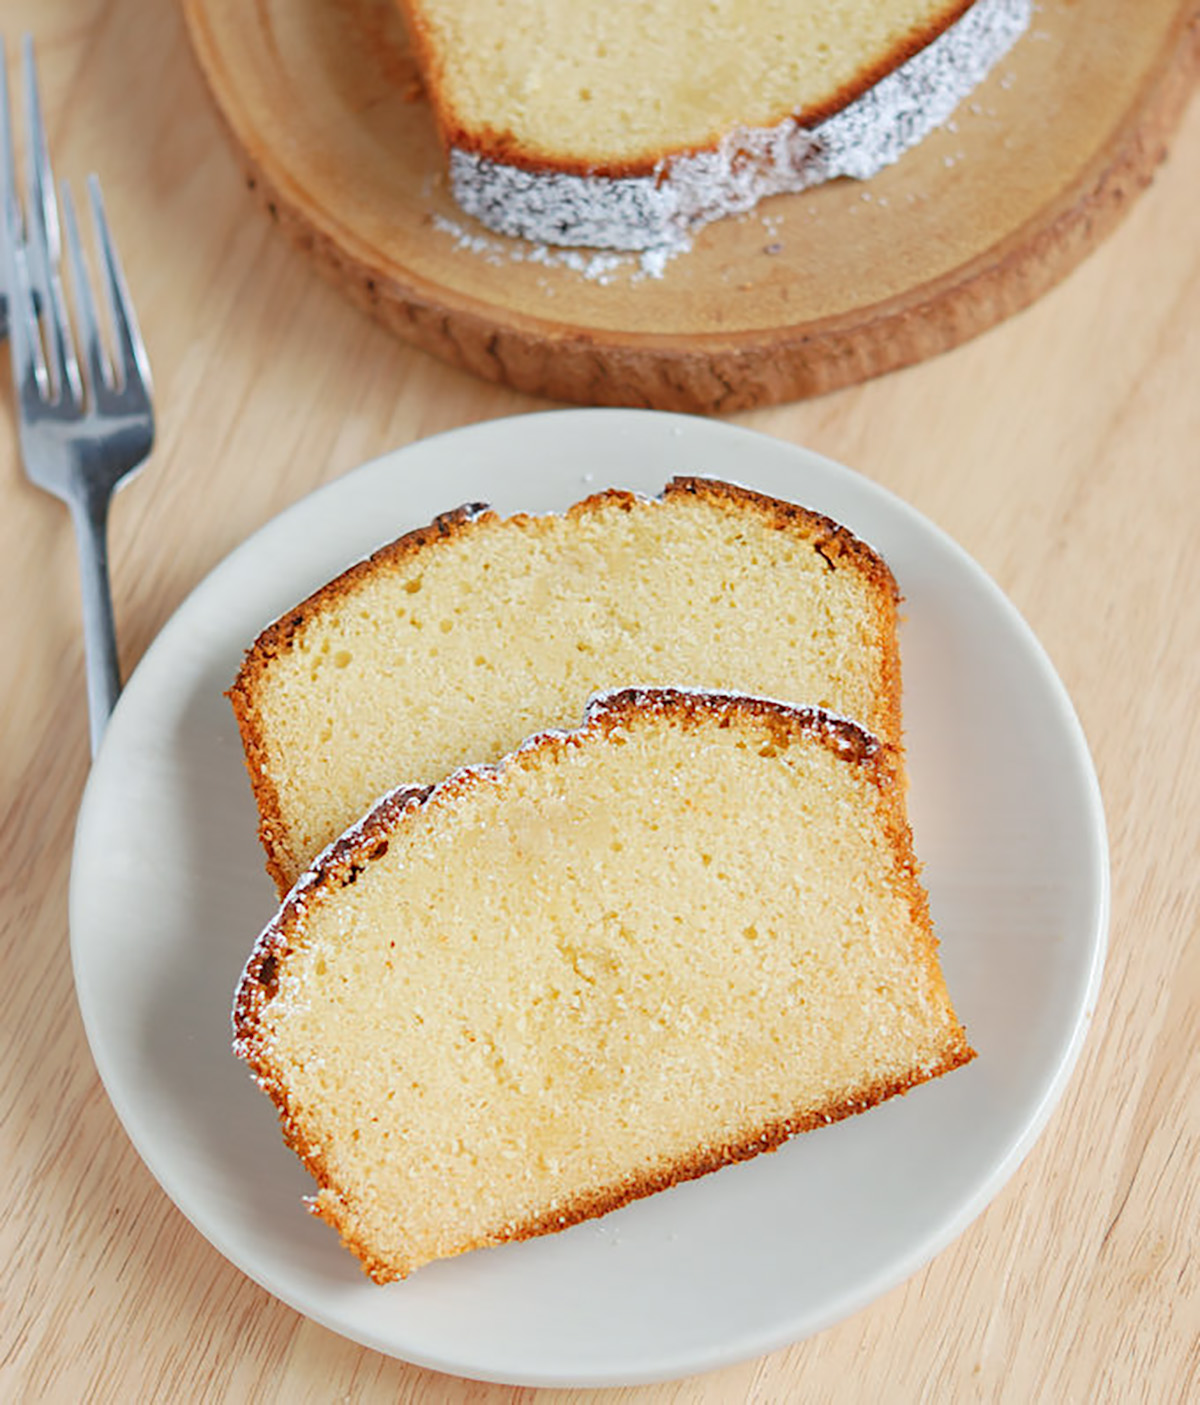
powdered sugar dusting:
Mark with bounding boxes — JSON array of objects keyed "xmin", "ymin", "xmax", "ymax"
[
  {"xmin": 431, "ymin": 213, "xmax": 676, "ymax": 282},
  {"xmin": 448, "ymin": 0, "xmax": 1031, "ymax": 258}
]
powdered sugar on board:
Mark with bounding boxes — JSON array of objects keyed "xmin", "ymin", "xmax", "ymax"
[
  {"xmin": 431, "ymin": 214, "xmax": 654, "ymax": 284},
  {"xmin": 443, "ymin": 0, "xmax": 1032, "ymax": 268}
]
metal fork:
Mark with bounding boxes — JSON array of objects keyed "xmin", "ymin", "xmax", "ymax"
[{"xmin": 1, "ymin": 35, "xmax": 153, "ymax": 757}]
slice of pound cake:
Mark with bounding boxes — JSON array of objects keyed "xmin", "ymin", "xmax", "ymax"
[
  {"xmin": 400, "ymin": 0, "xmax": 1032, "ymax": 252},
  {"xmin": 234, "ymin": 688, "xmax": 974, "ymax": 1282},
  {"xmin": 229, "ymin": 477, "xmax": 903, "ymax": 895}
]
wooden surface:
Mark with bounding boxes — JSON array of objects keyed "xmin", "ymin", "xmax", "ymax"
[
  {"xmin": 1, "ymin": 2, "xmax": 1198, "ymax": 1400},
  {"xmin": 178, "ymin": 0, "xmax": 1200, "ymax": 411}
]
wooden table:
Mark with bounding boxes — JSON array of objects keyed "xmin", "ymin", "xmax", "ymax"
[{"xmin": 3, "ymin": 4, "xmax": 1197, "ymax": 1400}]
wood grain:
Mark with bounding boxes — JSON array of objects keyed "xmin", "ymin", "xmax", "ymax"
[
  {"xmin": 178, "ymin": 0, "xmax": 1200, "ymax": 412},
  {"xmin": 1, "ymin": 1, "xmax": 1198, "ymax": 1400}
]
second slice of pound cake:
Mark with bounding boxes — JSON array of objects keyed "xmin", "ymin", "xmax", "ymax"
[
  {"xmin": 234, "ymin": 688, "xmax": 974, "ymax": 1283},
  {"xmin": 229, "ymin": 477, "xmax": 904, "ymax": 894}
]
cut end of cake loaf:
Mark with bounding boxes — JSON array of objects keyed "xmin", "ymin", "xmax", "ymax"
[
  {"xmin": 399, "ymin": 0, "xmax": 1032, "ymax": 250},
  {"xmin": 228, "ymin": 477, "xmax": 903, "ymax": 895},
  {"xmin": 403, "ymin": 0, "xmax": 985, "ymax": 171},
  {"xmin": 234, "ymin": 688, "xmax": 974, "ymax": 1283}
]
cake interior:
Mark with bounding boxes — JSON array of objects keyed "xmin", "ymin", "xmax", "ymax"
[
  {"xmin": 247, "ymin": 696, "xmax": 967, "ymax": 1279},
  {"xmin": 241, "ymin": 488, "xmax": 898, "ymax": 889},
  {"xmin": 402, "ymin": 0, "xmax": 973, "ymax": 167}
]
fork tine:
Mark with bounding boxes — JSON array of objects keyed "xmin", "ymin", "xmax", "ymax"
[
  {"xmin": 87, "ymin": 175, "xmax": 152, "ymax": 402},
  {"xmin": 0, "ymin": 193, "xmax": 41, "ymax": 414},
  {"xmin": 21, "ymin": 35, "xmax": 81, "ymax": 405},
  {"xmin": 2, "ymin": 47, "xmax": 17, "ymax": 223},
  {"xmin": 60, "ymin": 180, "xmax": 109, "ymax": 393},
  {"xmin": 0, "ymin": 35, "xmax": 13, "ymax": 340},
  {"xmin": 1, "ymin": 37, "xmax": 18, "ymax": 239},
  {"xmin": 1, "ymin": 37, "xmax": 43, "ymax": 407},
  {"xmin": 21, "ymin": 37, "xmax": 59, "ymax": 264}
]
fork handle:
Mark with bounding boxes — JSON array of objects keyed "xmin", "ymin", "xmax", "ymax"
[{"xmin": 68, "ymin": 485, "xmax": 122, "ymax": 758}]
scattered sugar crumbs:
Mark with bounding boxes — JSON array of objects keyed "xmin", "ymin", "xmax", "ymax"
[
  {"xmin": 431, "ymin": 212, "xmax": 685, "ymax": 287},
  {"xmin": 431, "ymin": 207, "xmax": 807, "ymax": 286}
]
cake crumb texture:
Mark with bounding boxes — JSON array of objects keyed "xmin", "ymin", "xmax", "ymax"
[
  {"xmin": 228, "ymin": 477, "xmax": 903, "ymax": 893},
  {"xmin": 404, "ymin": 0, "xmax": 986, "ymax": 168},
  {"xmin": 234, "ymin": 689, "xmax": 974, "ymax": 1282}
]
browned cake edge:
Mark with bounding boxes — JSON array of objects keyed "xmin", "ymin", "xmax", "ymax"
[
  {"xmin": 397, "ymin": 0, "xmax": 977, "ymax": 177},
  {"xmin": 226, "ymin": 477, "xmax": 903, "ymax": 895},
  {"xmin": 233, "ymin": 688, "xmax": 974, "ymax": 1284}
]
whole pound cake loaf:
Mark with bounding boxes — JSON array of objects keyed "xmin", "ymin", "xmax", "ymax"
[
  {"xmin": 234, "ymin": 688, "xmax": 974, "ymax": 1282},
  {"xmin": 229, "ymin": 477, "xmax": 903, "ymax": 894},
  {"xmin": 399, "ymin": 0, "xmax": 1032, "ymax": 252}
]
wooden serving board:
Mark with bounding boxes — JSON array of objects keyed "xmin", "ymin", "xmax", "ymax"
[{"xmin": 181, "ymin": 0, "xmax": 1198, "ymax": 412}]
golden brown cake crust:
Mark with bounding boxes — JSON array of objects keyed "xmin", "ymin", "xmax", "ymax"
[
  {"xmin": 233, "ymin": 688, "xmax": 973, "ymax": 1283},
  {"xmin": 226, "ymin": 477, "xmax": 904, "ymax": 894},
  {"xmin": 398, "ymin": 1, "xmax": 978, "ymax": 177}
]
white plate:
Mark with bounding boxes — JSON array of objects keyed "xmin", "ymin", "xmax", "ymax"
[{"xmin": 70, "ymin": 409, "xmax": 1108, "ymax": 1387}]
